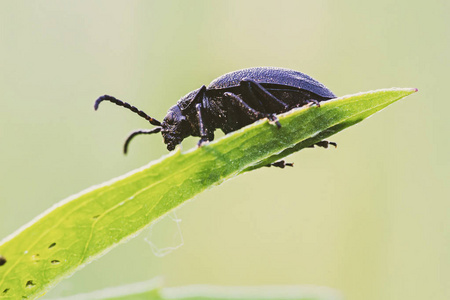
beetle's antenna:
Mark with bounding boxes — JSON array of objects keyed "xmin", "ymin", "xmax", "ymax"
[
  {"xmin": 124, "ymin": 127, "xmax": 162, "ymax": 154},
  {"xmin": 95, "ymin": 95, "xmax": 162, "ymax": 127}
]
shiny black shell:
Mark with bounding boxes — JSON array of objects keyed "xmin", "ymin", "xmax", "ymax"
[{"xmin": 207, "ymin": 66, "xmax": 336, "ymax": 98}]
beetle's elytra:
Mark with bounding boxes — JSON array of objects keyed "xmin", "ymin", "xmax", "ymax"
[{"xmin": 95, "ymin": 67, "xmax": 336, "ymax": 167}]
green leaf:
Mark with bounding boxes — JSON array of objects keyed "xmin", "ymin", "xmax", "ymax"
[
  {"xmin": 49, "ymin": 278, "xmax": 341, "ymax": 300},
  {"xmin": 0, "ymin": 88, "xmax": 417, "ymax": 299}
]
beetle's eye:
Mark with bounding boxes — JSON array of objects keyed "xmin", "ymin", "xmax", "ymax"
[
  {"xmin": 165, "ymin": 117, "xmax": 173, "ymax": 125},
  {"xmin": 164, "ymin": 114, "xmax": 175, "ymax": 126}
]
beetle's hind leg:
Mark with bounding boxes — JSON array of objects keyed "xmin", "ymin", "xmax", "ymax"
[
  {"xmin": 305, "ymin": 99, "xmax": 321, "ymax": 107},
  {"xmin": 222, "ymin": 92, "xmax": 284, "ymax": 130},
  {"xmin": 239, "ymin": 79, "xmax": 290, "ymax": 128},
  {"xmin": 240, "ymin": 79, "xmax": 290, "ymax": 111},
  {"xmin": 223, "ymin": 92, "xmax": 265, "ymax": 120},
  {"xmin": 264, "ymin": 160, "xmax": 294, "ymax": 169}
]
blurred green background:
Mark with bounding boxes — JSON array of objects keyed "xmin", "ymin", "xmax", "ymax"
[{"xmin": 0, "ymin": 1, "xmax": 448, "ymax": 299}]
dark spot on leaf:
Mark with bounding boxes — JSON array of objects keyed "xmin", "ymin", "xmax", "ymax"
[
  {"xmin": 2, "ymin": 288, "xmax": 9, "ymax": 294},
  {"xmin": 51, "ymin": 260, "xmax": 60, "ymax": 264},
  {"xmin": 32, "ymin": 254, "xmax": 40, "ymax": 262},
  {"xmin": 26, "ymin": 280, "xmax": 36, "ymax": 288},
  {"xmin": 48, "ymin": 243, "xmax": 56, "ymax": 249},
  {"xmin": 92, "ymin": 215, "xmax": 100, "ymax": 219},
  {"xmin": 0, "ymin": 255, "xmax": 6, "ymax": 266}
]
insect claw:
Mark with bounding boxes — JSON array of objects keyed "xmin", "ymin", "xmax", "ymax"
[
  {"xmin": 306, "ymin": 99, "xmax": 321, "ymax": 108},
  {"xmin": 268, "ymin": 114, "xmax": 281, "ymax": 128},
  {"xmin": 197, "ymin": 138, "xmax": 209, "ymax": 147},
  {"xmin": 313, "ymin": 140, "xmax": 337, "ymax": 149},
  {"xmin": 265, "ymin": 160, "xmax": 294, "ymax": 168}
]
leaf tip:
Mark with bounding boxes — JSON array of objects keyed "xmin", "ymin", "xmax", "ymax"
[
  {"xmin": 396, "ymin": 87, "xmax": 419, "ymax": 97},
  {"xmin": 403, "ymin": 87, "xmax": 418, "ymax": 93}
]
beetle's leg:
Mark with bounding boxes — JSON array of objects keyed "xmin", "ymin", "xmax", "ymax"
[
  {"xmin": 240, "ymin": 79, "xmax": 290, "ymax": 112},
  {"xmin": 181, "ymin": 85, "xmax": 207, "ymax": 111},
  {"xmin": 123, "ymin": 128, "xmax": 162, "ymax": 154},
  {"xmin": 264, "ymin": 160, "xmax": 294, "ymax": 168},
  {"xmin": 305, "ymin": 99, "xmax": 321, "ymax": 107},
  {"xmin": 195, "ymin": 103, "xmax": 211, "ymax": 147},
  {"xmin": 223, "ymin": 92, "xmax": 265, "ymax": 120},
  {"xmin": 223, "ymin": 92, "xmax": 282, "ymax": 129},
  {"xmin": 239, "ymin": 79, "xmax": 287, "ymax": 128},
  {"xmin": 267, "ymin": 114, "xmax": 282, "ymax": 128},
  {"xmin": 225, "ymin": 90, "xmax": 281, "ymax": 128},
  {"xmin": 308, "ymin": 140, "xmax": 338, "ymax": 149}
]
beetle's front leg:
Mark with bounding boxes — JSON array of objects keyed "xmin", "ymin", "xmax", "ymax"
[{"xmin": 195, "ymin": 103, "xmax": 212, "ymax": 147}]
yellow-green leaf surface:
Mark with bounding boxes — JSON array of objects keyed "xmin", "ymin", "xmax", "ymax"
[
  {"xmin": 0, "ymin": 88, "xmax": 417, "ymax": 299},
  {"xmin": 50, "ymin": 278, "xmax": 341, "ymax": 300}
]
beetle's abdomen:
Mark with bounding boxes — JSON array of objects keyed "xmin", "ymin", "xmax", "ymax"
[{"xmin": 207, "ymin": 67, "xmax": 335, "ymax": 99}]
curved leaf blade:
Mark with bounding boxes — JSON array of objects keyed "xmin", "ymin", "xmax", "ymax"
[{"xmin": 0, "ymin": 88, "xmax": 417, "ymax": 299}]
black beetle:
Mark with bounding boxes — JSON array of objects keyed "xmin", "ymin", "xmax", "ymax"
[{"xmin": 95, "ymin": 67, "xmax": 336, "ymax": 167}]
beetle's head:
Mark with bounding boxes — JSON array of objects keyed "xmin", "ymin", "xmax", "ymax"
[{"xmin": 161, "ymin": 104, "xmax": 190, "ymax": 151}]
